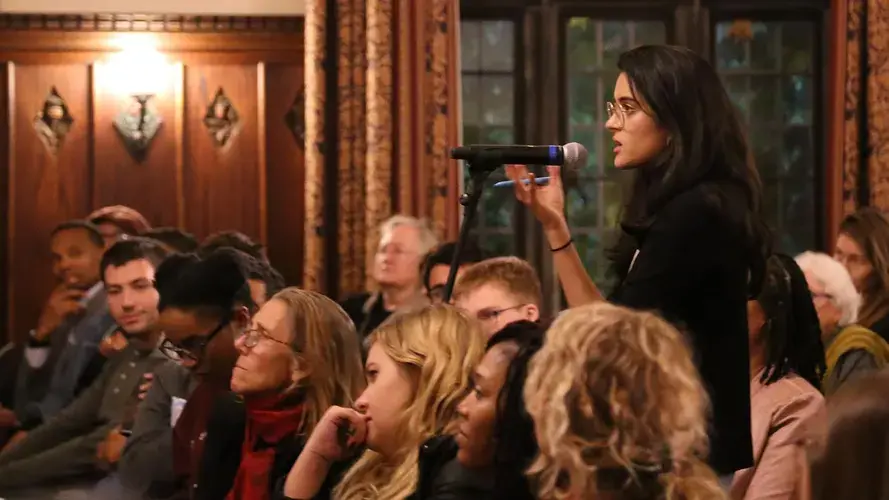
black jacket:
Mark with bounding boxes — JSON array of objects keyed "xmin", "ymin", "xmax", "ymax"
[
  {"xmin": 610, "ymin": 184, "xmax": 755, "ymax": 474},
  {"xmin": 278, "ymin": 435, "xmax": 491, "ymax": 500},
  {"xmin": 411, "ymin": 435, "xmax": 492, "ymax": 499}
]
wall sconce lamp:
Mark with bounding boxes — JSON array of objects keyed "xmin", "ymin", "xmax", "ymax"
[
  {"xmin": 114, "ymin": 93, "xmax": 162, "ymax": 161},
  {"xmin": 106, "ymin": 35, "xmax": 168, "ymax": 161}
]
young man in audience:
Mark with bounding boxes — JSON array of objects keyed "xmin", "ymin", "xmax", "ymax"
[
  {"xmin": 452, "ymin": 256, "xmax": 543, "ymax": 336},
  {"xmin": 119, "ymin": 249, "xmax": 280, "ymax": 498},
  {"xmin": 421, "ymin": 240, "xmax": 486, "ymax": 303},
  {"xmin": 0, "ymin": 221, "xmax": 116, "ymax": 437},
  {"xmin": 0, "ymin": 238, "xmax": 168, "ymax": 495},
  {"xmin": 341, "ymin": 215, "xmax": 439, "ymax": 337}
]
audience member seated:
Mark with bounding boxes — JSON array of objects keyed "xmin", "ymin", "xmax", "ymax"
[
  {"xmin": 732, "ymin": 254, "xmax": 826, "ymax": 499},
  {"xmin": 808, "ymin": 369, "xmax": 889, "ymax": 500},
  {"xmin": 199, "ymin": 230, "xmax": 267, "ymax": 262},
  {"xmin": 87, "ymin": 205, "xmax": 152, "ymax": 248},
  {"xmin": 144, "ymin": 227, "xmax": 199, "ymax": 254},
  {"xmin": 120, "ymin": 249, "xmax": 254, "ymax": 498},
  {"xmin": 452, "ymin": 257, "xmax": 542, "ymax": 337},
  {"xmin": 796, "ymin": 251, "xmax": 889, "ymax": 395},
  {"xmin": 198, "ymin": 288, "xmax": 364, "ymax": 500},
  {"xmin": 243, "ymin": 254, "xmax": 286, "ymax": 306},
  {"xmin": 454, "ymin": 320, "xmax": 542, "ymax": 500},
  {"xmin": 0, "ymin": 221, "xmax": 115, "ymax": 437},
  {"xmin": 421, "ymin": 240, "xmax": 485, "ymax": 303},
  {"xmin": 0, "ymin": 238, "xmax": 168, "ymax": 497},
  {"xmin": 833, "ymin": 208, "xmax": 889, "ymax": 341},
  {"xmin": 118, "ymin": 249, "xmax": 285, "ymax": 498},
  {"xmin": 282, "ymin": 304, "xmax": 486, "ymax": 499},
  {"xmin": 524, "ymin": 302, "xmax": 724, "ymax": 499},
  {"xmin": 341, "ymin": 215, "xmax": 439, "ymax": 338}
]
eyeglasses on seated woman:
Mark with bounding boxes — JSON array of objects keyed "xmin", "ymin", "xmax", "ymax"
[
  {"xmin": 281, "ymin": 304, "xmax": 488, "ymax": 500},
  {"xmin": 197, "ymin": 287, "xmax": 365, "ymax": 500}
]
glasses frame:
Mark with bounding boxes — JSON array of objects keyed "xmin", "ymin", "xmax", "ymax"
[
  {"xmin": 239, "ymin": 327, "xmax": 291, "ymax": 349},
  {"xmin": 160, "ymin": 319, "xmax": 228, "ymax": 363}
]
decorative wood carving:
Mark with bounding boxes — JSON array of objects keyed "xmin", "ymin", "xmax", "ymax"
[
  {"xmin": 203, "ymin": 88, "xmax": 240, "ymax": 146},
  {"xmin": 33, "ymin": 86, "xmax": 73, "ymax": 152},
  {"xmin": 284, "ymin": 86, "xmax": 305, "ymax": 149},
  {"xmin": 0, "ymin": 14, "xmax": 303, "ymax": 33}
]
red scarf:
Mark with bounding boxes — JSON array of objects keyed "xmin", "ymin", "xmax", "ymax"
[{"xmin": 225, "ymin": 394, "xmax": 305, "ymax": 500}]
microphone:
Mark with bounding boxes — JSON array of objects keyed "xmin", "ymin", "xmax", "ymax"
[{"xmin": 450, "ymin": 142, "xmax": 588, "ymax": 168}]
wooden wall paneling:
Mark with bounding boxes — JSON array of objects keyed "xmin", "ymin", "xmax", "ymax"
[
  {"xmin": 183, "ymin": 64, "xmax": 261, "ymax": 241},
  {"xmin": 264, "ymin": 63, "xmax": 305, "ymax": 286},
  {"xmin": 0, "ymin": 63, "xmax": 8, "ymax": 343},
  {"xmin": 91, "ymin": 61, "xmax": 183, "ymax": 227},
  {"xmin": 8, "ymin": 64, "xmax": 92, "ymax": 342}
]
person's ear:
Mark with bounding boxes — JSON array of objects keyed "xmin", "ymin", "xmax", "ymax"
[{"xmin": 524, "ymin": 304, "xmax": 540, "ymax": 322}]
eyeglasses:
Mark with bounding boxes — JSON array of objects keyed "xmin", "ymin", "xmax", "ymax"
[
  {"xmin": 239, "ymin": 327, "xmax": 290, "ymax": 349},
  {"xmin": 160, "ymin": 320, "xmax": 228, "ymax": 363},
  {"xmin": 606, "ymin": 101, "xmax": 637, "ymax": 127},
  {"xmin": 476, "ymin": 304, "xmax": 527, "ymax": 322}
]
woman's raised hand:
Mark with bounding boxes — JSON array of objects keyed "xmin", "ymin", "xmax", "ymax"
[
  {"xmin": 505, "ymin": 164, "xmax": 567, "ymax": 231},
  {"xmin": 303, "ymin": 406, "xmax": 369, "ymax": 463}
]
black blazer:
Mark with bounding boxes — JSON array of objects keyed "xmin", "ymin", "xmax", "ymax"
[{"xmin": 610, "ymin": 183, "xmax": 754, "ymax": 474}]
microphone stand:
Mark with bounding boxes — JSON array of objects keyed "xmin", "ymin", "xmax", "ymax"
[{"xmin": 442, "ymin": 156, "xmax": 501, "ymax": 303}]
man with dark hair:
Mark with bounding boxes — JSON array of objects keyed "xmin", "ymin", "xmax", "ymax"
[
  {"xmin": 242, "ymin": 252, "xmax": 286, "ymax": 304},
  {"xmin": 0, "ymin": 238, "xmax": 169, "ymax": 495},
  {"xmin": 421, "ymin": 240, "xmax": 486, "ymax": 303},
  {"xmin": 0, "ymin": 220, "xmax": 115, "ymax": 437},
  {"xmin": 198, "ymin": 230, "xmax": 267, "ymax": 262},
  {"xmin": 120, "ymin": 248, "xmax": 256, "ymax": 498},
  {"xmin": 143, "ymin": 227, "xmax": 199, "ymax": 254}
]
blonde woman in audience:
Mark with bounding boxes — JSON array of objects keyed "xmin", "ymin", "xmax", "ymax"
[
  {"xmin": 198, "ymin": 288, "xmax": 365, "ymax": 500},
  {"xmin": 834, "ymin": 208, "xmax": 889, "ymax": 341},
  {"xmin": 525, "ymin": 302, "xmax": 725, "ymax": 500},
  {"xmin": 281, "ymin": 304, "xmax": 488, "ymax": 499},
  {"xmin": 796, "ymin": 251, "xmax": 889, "ymax": 395}
]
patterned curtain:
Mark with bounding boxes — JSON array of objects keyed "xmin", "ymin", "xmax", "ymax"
[
  {"xmin": 303, "ymin": 0, "xmax": 462, "ymax": 297},
  {"xmin": 829, "ymin": 0, "xmax": 889, "ymax": 223}
]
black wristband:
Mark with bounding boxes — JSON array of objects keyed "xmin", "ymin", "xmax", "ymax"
[{"xmin": 550, "ymin": 238, "xmax": 573, "ymax": 253}]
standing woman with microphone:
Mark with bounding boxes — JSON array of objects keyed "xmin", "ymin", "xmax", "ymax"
[{"xmin": 506, "ymin": 45, "xmax": 771, "ymax": 478}]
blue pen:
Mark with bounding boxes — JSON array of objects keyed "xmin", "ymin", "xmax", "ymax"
[{"xmin": 493, "ymin": 177, "xmax": 551, "ymax": 188}]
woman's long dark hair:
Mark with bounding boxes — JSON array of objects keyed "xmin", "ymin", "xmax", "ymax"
[
  {"xmin": 755, "ymin": 254, "xmax": 826, "ymax": 389},
  {"xmin": 608, "ymin": 45, "xmax": 771, "ymax": 296},
  {"xmin": 839, "ymin": 208, "xmax": 889, "ymax": 329},
  {"xmin": 487, "ymin": 320, "xmax": 544, "ymax": 500}
]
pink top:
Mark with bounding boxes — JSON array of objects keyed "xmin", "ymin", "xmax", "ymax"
[{"xmin": 730, "ymin": 370, "xmax": 826, "ymax": 500}]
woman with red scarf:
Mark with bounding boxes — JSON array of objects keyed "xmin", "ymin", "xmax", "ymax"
[{"xmin": 197, "ymin": 288, "xmax": 365, "ymax": 500}]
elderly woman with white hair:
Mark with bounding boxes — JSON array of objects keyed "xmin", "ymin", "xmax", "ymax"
[
  {"xmin": 796, "ymin": 251, "xmax": 889, "ymax": 395},
  {"xmin": 340, "ymin": 215, "xmax": 440, "ymax": 339}
]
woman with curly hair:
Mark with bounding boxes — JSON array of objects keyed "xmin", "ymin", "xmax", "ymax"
[
  {"xmin": 525, "ymin": 302, "xmax": 724, "ymax": 500},
  {"xmin": 281, "ymin": 304, "xmax": 488, "ymax": 499}
]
